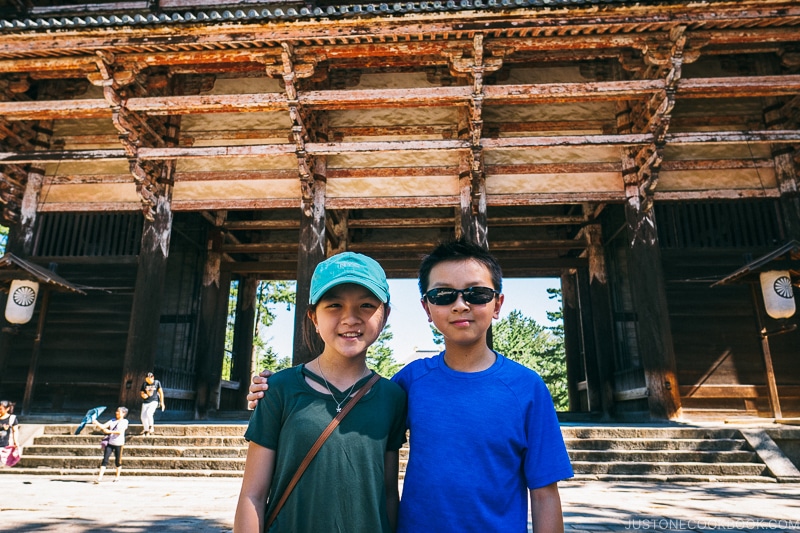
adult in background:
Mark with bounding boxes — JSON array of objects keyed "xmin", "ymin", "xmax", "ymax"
[
  {"xmin": 140, "ymin": 372, "xmax": 165, "ymax": 436},
  {"xmin": 94, "ymin": 406, "xmax": 129, "ymax": 483},
  {"xmin": 0, "ymin": 400, "xmax": 20, "ymax": 467}
]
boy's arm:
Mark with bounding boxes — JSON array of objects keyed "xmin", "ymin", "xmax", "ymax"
[
  {"xmin": 384, "ymin": 450, "xmax": 400, "ymax": 532},
  {"xmin": 158, "ymin": 385, "xmax": 166, "ymax": 410},
  {"xmin": 234, "ymin": 442, "xmax": 276, "ymax": 533},
  {"xmin": 530, "ymin": 482, "xmax": 565, "ymax": 533}
]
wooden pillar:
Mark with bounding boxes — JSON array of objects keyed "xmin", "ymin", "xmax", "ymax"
[
  {"xmin": 759, "ymin": 59, "xmax": 800, "ymax": 240},
  {"xmin": 119, "ymin": 195, "xmax": 173, "ymax": 409},
  {"xmin": 293, "ymin": 165, "xmax": 327, "ymax": 366},
  {"xmin": 20, "ymin": 288, "xmax": 50, "ymax": 415},
  {"xmin": 560, "ymin": 271, "xmax": 583, "ymax": 412},
  {"xmin": 6, "ymin": 167, "xmax": 44, "ymax": 256},
  {"xmin": 231, "ymin": 275, "xmax": 257, "ymax": 408},
  {"xmin": 751, "ymin": 284, "xmax": 783, "ymax": 419},
  {"xmin": 584, "ymin": 223, "xmax": 617, "ymax": 418},
  {"xmin": 195, "ymin": 229, "xmax": 231, "ymax": 417},
  {"xmin": 458, "ymin": 152, "xmax": 488, "ymax": 249},
  {"xmin": 1, "ymin": 149, "xmax": 47, "ymax": 397},
  {"xmin": 773, "ymin": 150, "xmax": 800, "ymax": 241},
  {"xmin": 576, "ymin": 268, "xmax": 602, "ymax": 412},
  {"xmin": 623, "ymin": 196, "xmax": 682, "ymax": 420}
]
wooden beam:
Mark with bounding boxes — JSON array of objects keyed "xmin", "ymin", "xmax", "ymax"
[
  {"xmin": 0, "ymin": 132, "xmax": 797, "ymax": 165},
  {"xmin": 1, "ymin": 76, "xmax": 799, "ymax": 121}
]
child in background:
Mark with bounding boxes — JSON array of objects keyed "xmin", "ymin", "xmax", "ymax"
[
  {"xmin": 234, "ymin": 252, "xmax": 407, "ymax": 533},
  {"xmin": 94, "ymin": 406, "xmax": 129, "ymax": 483},
  {"xmin": 248, "ymin": 239, "xmax": 573, "ymax": 533}
]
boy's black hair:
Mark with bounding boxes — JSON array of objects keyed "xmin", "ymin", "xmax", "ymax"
[{"xmin": 418, "ymin": 238, "xmax": 503, "ymax": 296}]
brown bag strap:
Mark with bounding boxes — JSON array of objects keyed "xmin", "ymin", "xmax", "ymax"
[{"xmin": 265, "ymin": 372, "xmax": 381, "ymax": 530}]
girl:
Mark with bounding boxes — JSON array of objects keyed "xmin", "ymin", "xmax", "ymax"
[{"xmin": 234, "ymin": 252, "xmax": 407, "ymax": 533}]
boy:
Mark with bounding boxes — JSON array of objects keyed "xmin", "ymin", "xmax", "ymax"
[{"xmin": 248, "ymin": 239, "xmax": 572, "ymax": 532}]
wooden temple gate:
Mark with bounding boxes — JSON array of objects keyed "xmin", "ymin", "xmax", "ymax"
[{"xmin": 0, "ymin": 0, "xmax": 797, "ymax": 421}]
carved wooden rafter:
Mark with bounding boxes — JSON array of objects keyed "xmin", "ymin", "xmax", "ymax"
[
  {"xmin": 89, "ymin": 52, "xmax": 178, "ymax": 221},
  {"xmin": 0, "ymin": 76, "xmax": 61, "ymax": 225},
  {"xmin": 621, "ymin": 26, "xmax": 695, "ymax": 213},
  {"xmin": 447, "ymin": 35, "xmax": 504, "ymax": 238},
  {"xmin": 265, "ymin": 43, "xmax": 325, "ymax": 220}
]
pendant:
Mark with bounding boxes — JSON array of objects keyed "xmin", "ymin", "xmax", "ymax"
[{"xmin": 336, "ymin": 406, "xmax": 342, "ymax": 413}]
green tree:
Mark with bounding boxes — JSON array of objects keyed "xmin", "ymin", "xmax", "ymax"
[
  {"xmin": 256, "ymin": 344, "xmax": 292, "ymax": 374},
  {"xmin": 223, "ymin": 279, "xmax": 296, "ymax": 379},
  {"xmin": 367, "ymin": 325, "xmax": 401, "ymax": 377},
  {"xmin": 252, "ymin": 280, "xmax": 295, "ymax": 364},
  {"xmin": 492, "ymin": 309, "xmax": 568, "ymax": 410}
]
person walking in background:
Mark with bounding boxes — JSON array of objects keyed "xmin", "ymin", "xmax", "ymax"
[
  {"xmin": 140, "ymin": 372, "xmax": 165, "ymax": 436},
  {"xmin": 94, "ymin": 406, "xmax": 129, "ymax": 483},
  {"xmin": 0, "ymin": 400, "xmax": 20, "ymax": 467}
]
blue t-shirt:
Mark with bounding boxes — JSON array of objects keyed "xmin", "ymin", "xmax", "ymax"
[{"xmin": 392, "ymin": 352, "xmax": 573, "ymax": 533}]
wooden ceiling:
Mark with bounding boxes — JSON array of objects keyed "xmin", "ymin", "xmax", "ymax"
[{"xmin": 0, "ymin": 0, "xmax": 798, "ymax": 277}]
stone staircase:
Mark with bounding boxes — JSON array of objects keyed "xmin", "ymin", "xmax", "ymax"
[
  {"xmin": 2, "ymin": 423, "xmax": 788, "ymax": 482},
  {"xmin": 11, "ymin": 423, "xmax": 248, "ymax": 477},
  {"xmin": 563, "ymin": 426, "xmax": 776, "ymax": 482}
]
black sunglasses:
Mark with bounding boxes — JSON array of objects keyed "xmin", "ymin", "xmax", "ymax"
[{"xmin": 424, "ymin": 287, "xmax": 499, "ymax": 306}]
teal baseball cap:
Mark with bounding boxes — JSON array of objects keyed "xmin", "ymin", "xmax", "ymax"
[{"xmin": 310, "ymin": 252, "xmax": 390, "ymax": 304}]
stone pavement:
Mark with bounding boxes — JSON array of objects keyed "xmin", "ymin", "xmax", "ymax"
[{"xmin": 0, "ymin": 473, "xmax": 798, "ymax": 532}]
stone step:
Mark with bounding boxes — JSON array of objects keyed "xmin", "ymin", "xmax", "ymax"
[
  {"xmin": 570, "ymin": 473, "xmax": 776, "ymax": 483},
  {"xmin": 563, "ymin": 437, "xmax": 749, "ymax": 451},
  {"xmin": 6, "ymin": 467, "xmax": 244, "ymax": 478},
  {"xmin": 44, "ymin": 424, "xmax": 248, "ymax": 437},
  {"xmin": 560, "ymin": 426, "xmax": 743, "ymax": 439},
  {"xmin": 570, "ymin": 461, "xmax": 768, "ymax": 476},
  {"xmin": 568, "ymin": 450, "xmax": 758, "ymax": 463},
  {"xmin": 34, "ymin": 435, "xmax": 248, "ymax": 447},
  {"xmin": 19, "ymin": 455, "xmax": 246, "ymax": 471},
  {"xmin": 24, "ymin": 445, "xmax": 249, "ymax": 458}
]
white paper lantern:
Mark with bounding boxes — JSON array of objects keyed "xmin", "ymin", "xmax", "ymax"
[
  {"xmin": 5, "ymin": 279, "xmax": 39, "ymax": 324},
  {"xmin": 760, "ymin": 270, "xmax": 796, "ymax": 319}
]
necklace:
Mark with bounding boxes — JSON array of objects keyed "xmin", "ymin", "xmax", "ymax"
[{"xmin": 317, "ymin": 361, "xmax": 368, "ymax": 413}]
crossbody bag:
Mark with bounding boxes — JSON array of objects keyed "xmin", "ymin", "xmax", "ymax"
[{"xmin": 265, "ymin": 372, "xmax": 381, "ymax": 530}]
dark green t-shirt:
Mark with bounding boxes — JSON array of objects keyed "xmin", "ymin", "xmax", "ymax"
[{"xmin": 245, "ymin": 365, "xmax": 407, "ymax": 533}]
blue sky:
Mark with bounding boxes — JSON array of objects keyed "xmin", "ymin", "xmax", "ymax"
[{"xmin": 262, "ymin": 277, "xmax": 562, "ymax": 363}]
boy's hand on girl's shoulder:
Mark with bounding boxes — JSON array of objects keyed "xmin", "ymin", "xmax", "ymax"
[{"xmin": 246, "ymin": 370, "xmax": 273, "ymax": 410}]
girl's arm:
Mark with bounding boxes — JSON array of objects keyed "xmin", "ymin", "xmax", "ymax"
[
  {"xmin": 10, "ymin": 421, "xmax": 19, "ymax": 447},
  {"xmin": 234, "ymin": 442, "xmax": 276, "ymax": 533},
  {"xmin": 384, "ymin": 450, "xmax": 400, "ymax": 532}
]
